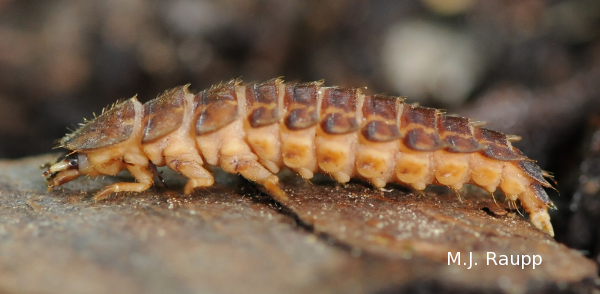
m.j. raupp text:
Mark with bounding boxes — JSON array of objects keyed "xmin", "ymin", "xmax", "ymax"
[{"xmin": 448, "ymin": 252, "xmax": 542, "ymax": 269}]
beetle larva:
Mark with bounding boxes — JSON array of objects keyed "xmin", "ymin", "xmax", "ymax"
[{"xmin": 43, "ymin": 78, "xmax": 556, "ymax": 236}]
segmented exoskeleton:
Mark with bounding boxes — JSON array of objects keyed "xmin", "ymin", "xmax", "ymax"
[{"xmin": 43, "ymin": 78, "xmax": 556, "ymax": 236}]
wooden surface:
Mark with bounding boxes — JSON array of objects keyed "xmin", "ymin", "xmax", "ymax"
[{"xmin": 0, "ymin": 155, "xmax": 596, "ymax": 294}]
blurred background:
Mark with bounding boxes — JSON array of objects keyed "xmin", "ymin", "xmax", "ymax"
[{"xmin": 0, "ymin": 0, "xmax": 600, "ymax": 257}]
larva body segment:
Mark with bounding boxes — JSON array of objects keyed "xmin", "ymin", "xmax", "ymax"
[{"xmin": 44, "ymin": 78, "xmax": 556, "ymax": 236}]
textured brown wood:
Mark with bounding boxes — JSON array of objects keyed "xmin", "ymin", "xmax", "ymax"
[
  {"xmin": 274, "ymin": 174, "xmax": 598, "ymax": 292},
  {"xmin": 1, "ymin": 155, "xmax": 597, "ymax": 293}
]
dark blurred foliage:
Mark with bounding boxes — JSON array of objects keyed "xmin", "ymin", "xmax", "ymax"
[
  {"xmin": 567, "ymin": 117, "xmax": 600, "ymax": 265},
  {"xmin": 0, "ymin": 0, "xmax": 599, "ymax": 248}
]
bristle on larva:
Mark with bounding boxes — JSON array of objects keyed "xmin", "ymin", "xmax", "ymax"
[{"xmin": 43, "ymin": 78, "xmax": 556, "ymax": 236}]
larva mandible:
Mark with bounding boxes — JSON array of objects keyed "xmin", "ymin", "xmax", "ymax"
[{"xmin": 43, "ymin": 78, "xmax": 556, "ymax": 236}]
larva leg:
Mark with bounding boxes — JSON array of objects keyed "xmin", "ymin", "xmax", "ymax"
[
  {"xmin": 165, "ymin": 155, "xmax": 214, "ymax": 195},
  {"xmin": 94, "ymin": 163, "xmax": 154, "ymax": 201},
  {"xmin": 221, "ymin": 155, "xmax": 286, "ymax": 201},
  {"xmin": 218, "ymin": 131, "xmax": 286, "ymax": 200}
]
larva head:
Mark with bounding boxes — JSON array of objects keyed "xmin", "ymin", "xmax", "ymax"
[
  {"xmin": 43, "ymin": 152, "xmax": 90, "ymax": 190},
  {"xmin": 44, "ymin": 98, "xmax": 142, "ymax": 190}
]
